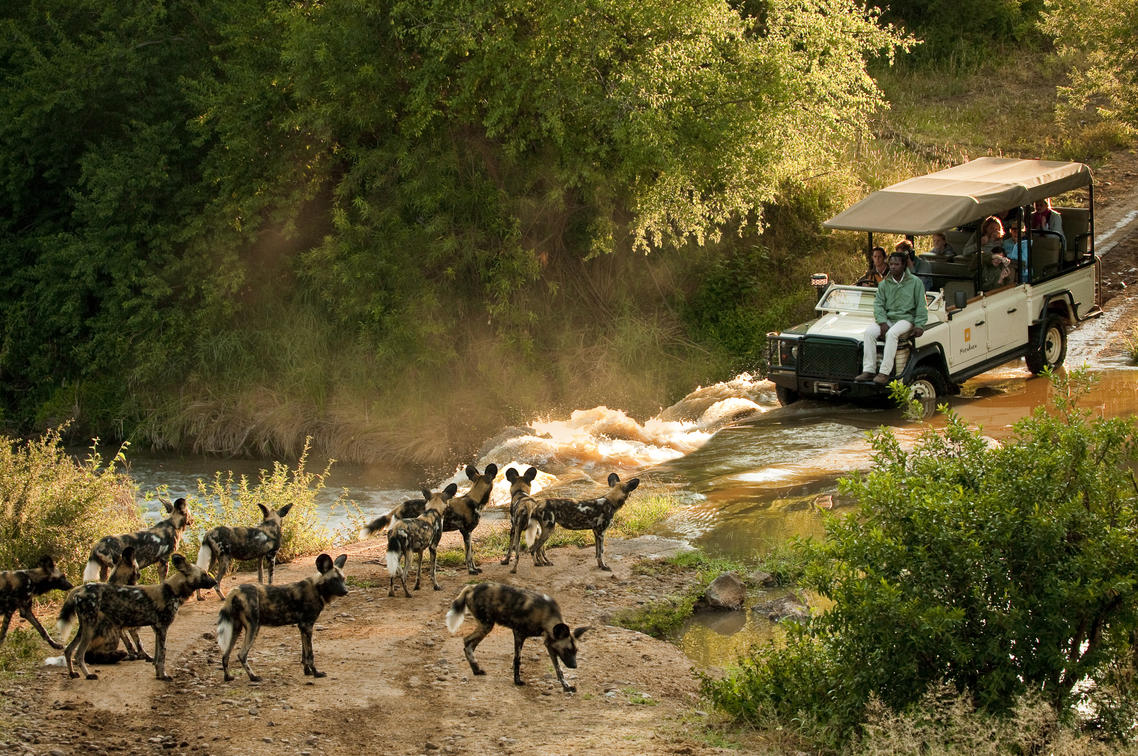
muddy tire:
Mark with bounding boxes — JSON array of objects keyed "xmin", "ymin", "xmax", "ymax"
[
  {"xmin": 907, "ymin": 365, "xmax": 946, "ymax": 401},
  {"xmin": 775, "ymin": 385, "xmax": 800, "ymax": 406},
  {"xmin": 1026, "ymin": 315, "xmax": 1067, "ymax": 375}
]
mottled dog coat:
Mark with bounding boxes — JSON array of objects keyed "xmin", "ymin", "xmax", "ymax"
[
  {"xmin": 386, "ymin": 485, "xmax": 456, "ymax": 597},
  {"xmin": 60, "ymin": 553, "xmax": 216, "ymax": 680},
  {"xmin": 446, "ymin": 582, "xmax": 588, "ymax": 692},
  {"xmin": 83, "ymin": 497, "xmax": 192, "ymax": 582},
  {"xmin": 530, "ymin": 473, "xmax": 640, "ymax": 571},
  {"xmin": 196, "ymin": 502, "xmax": 294, "ymax": 600},
  {"xmin": 0, "ymin": 555, "xmax": 73, "ymax": 649},
  {"xmin": 216, "ymin": 553, "xmax": 348, "ymax": 681},
  {"xmin": 58, "ymin": 547, "xmax": 148, "ymax": 664},
  {"xmin": 500, "ymin": 466, "xmax": 554, "ymax": 573}
]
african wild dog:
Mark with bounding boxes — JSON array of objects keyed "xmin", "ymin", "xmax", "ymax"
[
  {"xmin": 500, "ymin": 467, "xmax": 554, "ymax": 573},
  {"xmin": 83, "ymin": 497, "xmax": 193, "ymax": 582},
  {"xmin": 56, "ymin": 547, "xmax": 149, "ymax": 664},
  {"xmin": 0, "ymin": 555, "xmax": 73, "ymax": 649},
  {"xmin": 362, "ymin": 464, "xmax": 499, "ymax": 574},
  {"xmin": 529, "ymin": 473, "xmax": 640, "ymax": 571},
  {"xmin": 386, "ymin": 484, "xmax": 457, "ymax": 597},
  {"xmin": 446, "ymin": 582, "xmax": 589, "ymax": 692},
  {"xmin": 195, "ymin": 502, "xmax": 294, "ymax": 600},
  {"xmin": 59, "ymin": 553, "xmax": 216, "ymax": 680},
  {"xmin": 216, "ymin": 553, "xmax": 348, "ymax": 681}
]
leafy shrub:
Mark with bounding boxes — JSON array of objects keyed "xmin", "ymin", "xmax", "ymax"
[
  {"xmin": 181, "ymin": 441, "xmax": 358, "ymax": 568},
  {"xmin": 704, "ymin": 370, "xmax": 1138, "ymax": 747},
  {"xmin": 0, "ymin": 428, "xmax": 141, "ymax": 580}
]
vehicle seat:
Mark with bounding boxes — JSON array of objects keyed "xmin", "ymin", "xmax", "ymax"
[
  {"xmin": 1031, "ymin": 235, "xmax": 1061, "ymax": 277},
  {"xmin": 1055, "ymin": 206, "xmax": 1090, "ymax": 258},
  {"xmin": 942, "ymin": 279, "xmax": 975, "ymax": 307}
]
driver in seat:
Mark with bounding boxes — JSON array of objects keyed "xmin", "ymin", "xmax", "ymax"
[{"xmin": 855, "ymin": 251, "xmax": 928, "ymax": 385}]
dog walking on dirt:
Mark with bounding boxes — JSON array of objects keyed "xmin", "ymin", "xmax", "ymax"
[
  {"xmin": 0, "ymin": 555, "xmax": 73, "ymax": 649},
  {"xmin": 54, "ymin": 547, "xmax": 148, "ymax": 665},
  {"xmin": 196, "ymin": 502, "xmax": 293, "ymax": 599},
  {"xmin": 59, "ymin": 553, "xmax": 216, "ymax": 680},
  {"xmin": 216, "ymin": 553, "xmax": 348, "ymax": 681},
  {"xmin": 446, "ymin": 581, "xmax": 588, "ymax": 692}
]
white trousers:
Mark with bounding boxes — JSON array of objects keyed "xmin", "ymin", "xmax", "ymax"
[{"xmin": 863, "ymin": 320, "xmax": 912, "ymax": 374}]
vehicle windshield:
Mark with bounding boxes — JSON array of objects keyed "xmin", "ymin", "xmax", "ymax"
[{"xmin": 820, "ymin": 285, "xmax": 938, "ymax": 313}]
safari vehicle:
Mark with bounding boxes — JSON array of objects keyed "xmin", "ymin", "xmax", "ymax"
[{"xmin": 767, "ymin": 157, "xmax": 1101, "ymax": 405}]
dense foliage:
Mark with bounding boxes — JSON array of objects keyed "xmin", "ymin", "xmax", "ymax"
[
  {"xmin": 705, "ymin": 371, "xmax": 1138, "ymax": 746},
  {"xmin": 1, "ymin": 0, "xmax": 905, "ymax": 460}
]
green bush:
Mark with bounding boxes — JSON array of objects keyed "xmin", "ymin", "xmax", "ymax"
[
  {"xmin": 704, "ymin": 370, "xmax": 1138, "ymax": 747},
  {"xmin": 0, "ymin": 428, "xmax": 141, "ymax": 581},
  {"xmin": 181, "ymin": 440, "xmax": 359, "ymax": 568}
]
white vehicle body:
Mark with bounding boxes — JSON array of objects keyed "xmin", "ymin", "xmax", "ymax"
[{"xmin": 767, "ymin": 158, "xmax": 1101, "ymax": 403}]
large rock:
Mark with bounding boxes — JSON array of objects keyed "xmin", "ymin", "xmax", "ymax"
[
  {"xmin": 696, "ymin": 573, "xmax": 746, "ymax": 611},
  {"xmin": 752, "ymin": 593, "xmax": 809, "ymax": 623}
]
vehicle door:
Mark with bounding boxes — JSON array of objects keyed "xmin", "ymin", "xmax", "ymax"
[
  {"xmin": 982, "ymin": 286, "xmax": 1029, "ymax": 355},
  {"xmin": 944, "ymin": 300, "xmax": 988, "ymax": 372}
]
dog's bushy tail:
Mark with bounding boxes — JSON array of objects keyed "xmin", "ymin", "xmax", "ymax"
[
  {"xmin": 216, "ymin": 604, "xmax": 235, "ymax": 654},
  {"xmin": 196, "ymin": 541, "xmax": 213, "ymax": 571},
  {"xmin": 445, "ymin": 585, "xmax": 474, "ymax": 634},
  {"xmin": 55, "ymin": 591, "xmax": 79, "ymax": 642},
  {"xmin": 385, "ymin": 529, "xmax": 407, "ymax": 576},
  {"xmin": 359, "ymin": 513, "xmax": 391, "ymax": 541},
  {"xmin": 524, "ymin": 518, "xmax": 541, "ymax": 549},
  {"xmin": 82, "ymin": 557, "xmax": 102, "ymax": 583}
]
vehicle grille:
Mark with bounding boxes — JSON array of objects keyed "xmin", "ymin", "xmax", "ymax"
[{"xmin": 800, "ymin": 338, "xmax": 861, "ymax": 379}]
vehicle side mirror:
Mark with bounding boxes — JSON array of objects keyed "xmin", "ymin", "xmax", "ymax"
[{"xmin": 954, "ymin": 290, "xmax": 967, "ymax": 310}]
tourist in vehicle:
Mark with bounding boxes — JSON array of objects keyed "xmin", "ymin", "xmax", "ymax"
[
  {"xmin": 1002, "ymin": 223, "xmax": 1029, "ymax": 281},
  {"xmin": 855, "ymin": 246, "xmax": 888, "ymax": 286},
  {"xmin": 855, "ymin": 251, "xmax": 928, "ymax": 385},
  {"xmin": 981, "ymin": 247, "xmax": 1014, "ymax": 289},
  {"xmin": 929, "ymin": 232, "xmax": 955, "ymax": 259},
  {"xmin": 1031, "ymin": 198, "xmax": 1064, "ymax": 242},
  {"xmin": 898, "ymin": 240, "xmax": 933, "ymax": 291},
  {"xmin": 980, "ymin": 215, "xmax": 1005, "ymax": 250}
]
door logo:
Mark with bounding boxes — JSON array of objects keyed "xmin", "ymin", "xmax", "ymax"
[{"xmin": 964, "ymin": 327, "xmax": 971, "ymax": 342}]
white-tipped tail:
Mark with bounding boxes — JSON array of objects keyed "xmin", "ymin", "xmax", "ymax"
[
  {"xmin": 82, "ymin": 559, "xmax": 101, "ymax": 583},
  {"xmin": 385, "ymin": 548, "xmax": 401, "ymax": 577},
  {"xmin": 55, "ymin": 615, "xmax": 76, "ymax": 643},
  {"xmin": 358, "ymin": 527, "xmax": 371, "ymax": 541},
  {"xmin": 43, "ymin": 655, "xmax": 65, "ymax": 667},
  {"xmin": 524, "ymin": 521, "xmax": 540, "ymax": 548},
  {"xmin": 196, "ymin": 543, "xmax": 213, "ymax": 571},
  {"xmin": 445, "ymin": 606, "xmax": 465, "ymax": 634},
  {"xmin": 216, "ymin": 615, "xmax": 234, "ymax": 653}
]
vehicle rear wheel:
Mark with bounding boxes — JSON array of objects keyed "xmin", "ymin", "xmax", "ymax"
[
  {"xmin": 775, "ymin": 385, "xmax": 800, "ymax": 406},
  {"xmin": 1026, "ymin": 315, "xmax": 1067, "ymax": 375},
  {"xmin": 907, "ymin": 365, "xmax": 947, "ymax": 401}
]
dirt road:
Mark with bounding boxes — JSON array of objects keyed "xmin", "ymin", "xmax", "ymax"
[{"xmin": 2, "ymin": 528, "xmax": 735, "ymax": 755}]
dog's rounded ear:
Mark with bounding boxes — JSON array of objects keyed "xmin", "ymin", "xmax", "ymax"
[
  {"xmin": 573, "ymin": 626, "xmax": 590, "ymax": 640},
  {"xmin": 257, "ymin": 502, "xmax": 271, "ymax": 519},
  {"xmin": 277, "ymin": 503, "xmax": 294, "ymax": 519},
  {"xmin": 333, "ymin": 554, "xmax": 348, "ymax": 569},
  {"xmin": 484, "ymin": 463, "xmax": 498, "ymax": 479},
  {"xmin": 171, "ymin": 553, "xmax": 189, "ymax": 571},
  {"xmin": 465, "ymin": 465, "xmax": 479, "ymax": 481},
  {"xmin": 160, "ymin": 498, "xmax": 174, "ymax": 513},
  {"xmin": 316, "ymin": 554, "xmax": 334, "ymax": 573},
  {"xmin": 120, "ymin": 547, "xmax": 136, "ymax": 564},
  {"xmin": 420, "ymin": 488, "xmax": 433, "ymax": 502},
  {"xmin": 174, "ymin": 497, "xmax": 188, "ymax": 512},
  {"xmin": 505, "ymin": 467, "xmax": 519, "ymax": 483},
  {"xmin": 524, "ymin": 467, "xmax": 537, "ymax": 482},
  {"xmin": 624, "ymin": 478, "xmax": 640, "ymax": 493},
  {"xmin": 607, "ymin": 472, "xmax": 621, "ymax": 488},
  {"xmin": 551, "ymin": 623, "xmax": 571, "ymax": 640},
  {"xmin": 443, "ymin": 483, "xmax": 459, "ymax": 499},
  {"xmin": 37, "ymin": 554, "xmax": 55, "ymax": 571}
]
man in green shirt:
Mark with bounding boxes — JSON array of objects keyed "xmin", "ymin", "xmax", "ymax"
[{"xmin": 855, "ymin": 252, "xmax": 929, "ymax": 385}]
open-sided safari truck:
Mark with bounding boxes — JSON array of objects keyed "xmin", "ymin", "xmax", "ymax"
[{"xmin": 767, "ymin": 157, "xmax": 1101, "ymax": 405}]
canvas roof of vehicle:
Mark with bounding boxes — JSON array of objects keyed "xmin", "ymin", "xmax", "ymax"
[{"xmin": 823, "ymin": 157, "xmax": 1092, "ymax": 235}]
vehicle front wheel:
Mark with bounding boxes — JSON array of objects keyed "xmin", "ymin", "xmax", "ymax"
[
  {"xmin": 907, "ymin": 365, "xmax": 947, "ymax": 401},
  {"xmin": 1025, "ymin": 315, "xmax": 1068, "ymax": 375},
  {"xmin": 775, "ymin": 385, "xmax": 800, "ymax": 406}
]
